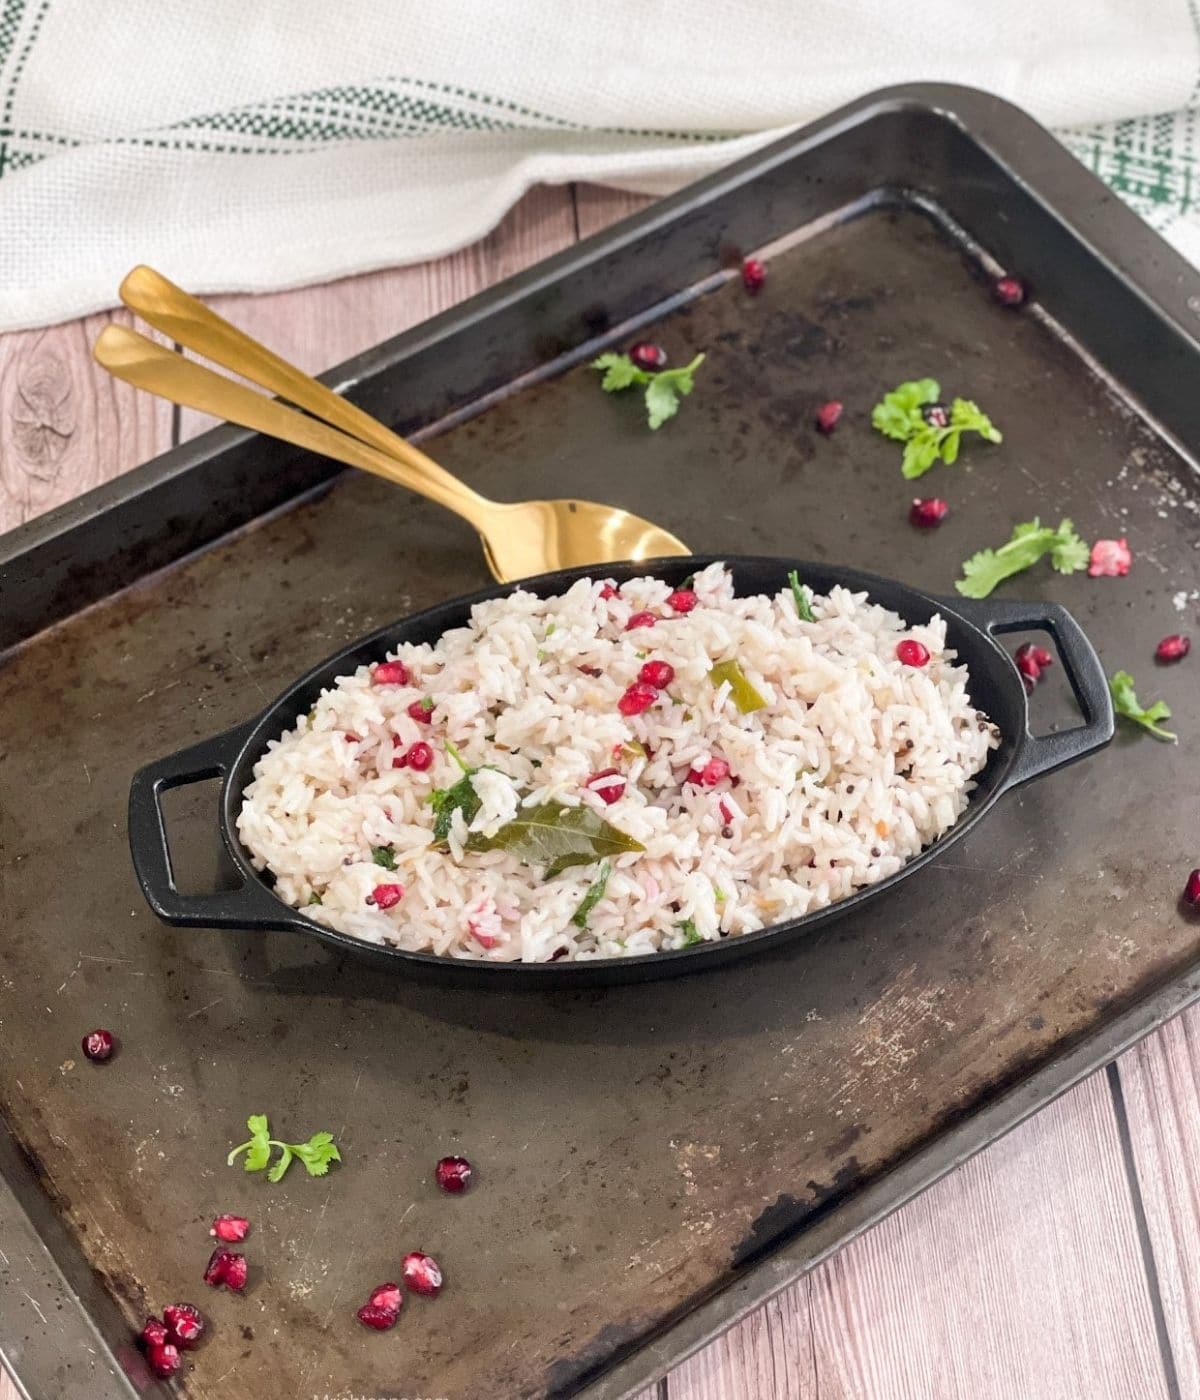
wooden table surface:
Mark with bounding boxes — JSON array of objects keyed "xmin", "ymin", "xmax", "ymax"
[{"xmin": 2, "ymin": 183, "xmax": 1198, "ymax": 1400}]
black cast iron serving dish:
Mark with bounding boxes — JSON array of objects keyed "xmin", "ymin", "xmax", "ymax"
[{"xmin": 128, "ymin": 555, "xmax": 1114, "ymax": 986}]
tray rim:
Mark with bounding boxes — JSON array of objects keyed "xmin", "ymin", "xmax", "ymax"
[{"xmin": 3, "ymin": 79, "xmax": 1200, "ymax": 1400}]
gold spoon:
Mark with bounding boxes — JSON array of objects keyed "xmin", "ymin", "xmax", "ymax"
[{"xmin": 93, "ymin": 265, "xmax": 690, "ymax": 582}]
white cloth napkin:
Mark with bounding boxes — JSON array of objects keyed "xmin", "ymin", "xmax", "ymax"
[{"xmin": 0, "ymin": 0, "xmax": 1198, "ymax": 330}]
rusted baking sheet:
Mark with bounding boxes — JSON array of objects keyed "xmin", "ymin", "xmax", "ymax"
[{"xmin": 2, "ymin": 84, "xmax": 1200, "ymax": 1399}]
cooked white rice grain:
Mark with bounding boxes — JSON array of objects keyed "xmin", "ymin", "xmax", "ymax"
[{"xmin": 236, "ymin": 564, "xmax": 999, "ymax": 962}]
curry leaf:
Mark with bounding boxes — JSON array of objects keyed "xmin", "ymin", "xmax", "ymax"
[{"xmin": 468, "ymin": 803, "xmax": 644, "ymax": 877}]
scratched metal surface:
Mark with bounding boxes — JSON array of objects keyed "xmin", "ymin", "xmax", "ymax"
[{"xmin": 2, "ymin": 203, "xmax": 1199, "ymax": 1399}]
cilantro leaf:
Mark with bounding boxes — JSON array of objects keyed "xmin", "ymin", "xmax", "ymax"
[
  {"xmin": 592, "ymin": 352, "xmax": 705, "ymax": 429},
  {"xmin": 955, "ymin": 517, "xmax": 1090, "ymax": 598},
  {"xmin": 901, "ymin": 428, "xmax": 943, "ymax": 479},
  {"xmin": 267, "ymin": 1144, "xmax": 293, "ymax": 1184},
  {"xmin": 290, "ymin": 1131, "xmax": 342, "ymax": 1178},
  {"xmin": 371, "ymin": 845, "xmax": 397, "ymax": 870},
  {"xmin": 677, "ymin": 918, "xmax": 704, "ymax": 947},
  {"xmin": 1109, "ymin": 670, "xmax": 1177, "ymax": 743},
  {"xmin": 227, "ymin": 1114, "xmax": 342, "ymax": 1182},
  {"xmin": 429, "ymin": 772, "xmax": 482, "ymax": 843},
  {"xmin": 592, "ymin": 351, "xmax": 643, "ymax": 392},
  {"xmin": 1049, "ymin": 520, "xmax": 1089, "ymax": 574},
  {"xmin": 571, "ymin": 859, "xmax": 612, "ymax": 929},
  {"xmin": 787, "ymin": 570, "xmax": 815, "ymax": 622},
  {"xmin": 871, "ymin": 378, "xmax": 940, "ymax": 441},
  {"xmin": 228, "ymin": 1114, "xmax": 272, "ymax": 1173},
  {"xmin": 644, "ymin": 376, "xmax": 680, "ymax": 429},
  {"xmin": 950, "ymin": 397, "xmax": 1002, "ymax": 443}
]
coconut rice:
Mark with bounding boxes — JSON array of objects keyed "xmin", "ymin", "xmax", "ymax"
[{"xmin": 236, "ymin": 563, "xmax": 1000, "ymax": 962}]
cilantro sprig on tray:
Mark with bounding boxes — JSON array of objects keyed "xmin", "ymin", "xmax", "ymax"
[
  {"xmin": 592, "ymin": 352, "xmax": 706, "ymax": 429},
  {"xmin": 872, "ymin": 378, "xmax": 1002, "ymax": 478},
  {"xmin": 955, "ymin": 518, "xmax": 1089, "ymax": 598},
  {"xmin": 1109, "ymin": 670, "xmax": 1177, "ymax": 743},
  {"xmin": 227, "ymin": 1114, "xmax": 341, "ymax": 1183}
]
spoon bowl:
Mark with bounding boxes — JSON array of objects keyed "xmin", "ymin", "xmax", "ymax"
[{"xmin": 93, "ymin": 266, "xmax": 689, "ymax": 582}]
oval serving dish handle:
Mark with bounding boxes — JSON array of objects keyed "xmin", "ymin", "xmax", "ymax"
[
  {"xmin": 128, "ymin": 723, "xmax": 300, "ymax": 930},
  {"xmin": 946, "ymin": 595, "xmax": 1115, "ymax": 792}
]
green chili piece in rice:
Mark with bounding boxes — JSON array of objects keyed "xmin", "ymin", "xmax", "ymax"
[
  {"xmin": 709, "ymin": 659, "xmax": 767, "ymax": 714},
  {"xmin": 307, "ymin": 892, "xmax": 323, "ymax": 906}
]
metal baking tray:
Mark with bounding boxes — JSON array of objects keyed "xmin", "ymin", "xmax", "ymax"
[{"xmin": 2, "ymin": 82, "xmax": 1199, "ymax": 1399}]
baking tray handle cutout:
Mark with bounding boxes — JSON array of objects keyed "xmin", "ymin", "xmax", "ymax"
[
  {"xmin": 951, "ymin": 595, "xmax": 1114, "ymax": 791},
  {"xmin": 128, "ymin": 724, "xmax": 299, "ymax": 930}
]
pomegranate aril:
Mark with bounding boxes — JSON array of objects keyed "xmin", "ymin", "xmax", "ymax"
[
  {"xmin": 687, "ymin": 756, "xmax": 730, "ymax": 788},
  {"xmin": 993, "ymin": 275, "xmax": 1026, "ymax": 307},
  {"xmin": 719, "ymin": 799, "xmax": 734, "ymax": 824},
  {"xmin": 210, "ymin": 1214, "xmax": 250, "ymax": 1243},
  {"xmin": 741, "ymin": 257, "xmax": 767, "ymax": 292},
  {"xmin": 407, "ymin": 699, "xmax": 434, "ymax": 723},
  {"xmin": 599, "ymin": 583, "xmax": 618, "ymax": 600},
  {"xmin": 625, "ymin": 610, "xmax": 656, "ymax": 631},
  {"xmin": 666, "ymin": 588, "xmax": 698, "ymax": 614},
  {"xmin": 896, "ymin": 639, "xmax": 930, "ymax": 667},
  {"xmin": 1087, "ymin": 537, "xmax": 1132, "ymax": 578},
  {"xmin": 402, "ymin": 1251, "xmax": 444, "ymax": 1298},
  {"xmin": 139, "ymin": 1317, "xmax": 169, "ymax": 1350},
  {"xmin": 1185, "ymin": 869, "xmax": 1200, "ymax": 908},
  {"xmin": 618, "ymin": 681, "xmax": 658, "ymax": 717},
  {"xmin": 909, "ymin": 497, "xmax": 949, "ymax": 529},
  {"xmin": 163, "ymin": 1303, "xmax": 205, "ymax": 1349},
  {"xmin": 1014, "ymin": 642, "xmax": 1053, "ymax": 685},
  {"xmin": 373, "ymin": 660, "xmax": 410, "ymax": 686},
  {"xmin": 629, "ymin": 341, "xmax": 667, "ymax": 371},
  {"xmin": 357, "ymin": 1302, "xmax": 399, "ymax": 1331},
  {"xmin": 638, "ymin": 659, "xmax": 675, "ymax": 689},
  {"xmin": 203, "ymin": 1246, "xmax": 247, "ymax": 1291},
  {"xmin": 146, "ymin": 1341, "xmax": 182, "ymax": 1379},
  {"xmin": 372, "ymin": 883, "xmax": 404, "ymax": 911},
  {"xmin": 1157, "ymin": 634, "xmax": 1191, "ymax": 663},
  {"xmin": 405, "ymin": 741, "xmax": 434, "ymax": 771},
  {"xmin": 815, "ymin": 400, "xmax": 843, "ymax": 434},
  {"xmin": 587, "ymin": 768, "xmax": 626, "ymax": 805},
  {"xmin": 435, "ymin": 1155, "xmax": 473, "ymax": 1194},
  {"xmin": 368, "ymin": 1282, "xmax": 402, "ymax": 1314},
  {"xmin": 81, "ymin": 1028, "xmax": 114, "ymax": 1062}
]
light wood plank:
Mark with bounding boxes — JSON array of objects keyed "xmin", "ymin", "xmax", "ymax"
[
  {"xmin": 177, "ymin": 184, "xmax": 578, "ymax": 440},
  {"xmin": 668, "ymin": 1282, "xmax": 817, "ymax": 1400},
  {"xmin": 574, "ymin": 183, "xmax": 656, "ymax": 239},
  {"xmin": 1115, "ymin": 1010, "xmax": 1200, "ymax": 1396},
  {"xmin": 0, "ymin": 1370, "xmax": 18, "ymax": 1400},
  {"xmin": 670, "ymin": 1072, "xmax": 1167, "ymax": 1400},
  {"xmin": 0, "ymin": 309, "xmax": 172, "ymax": 533}
]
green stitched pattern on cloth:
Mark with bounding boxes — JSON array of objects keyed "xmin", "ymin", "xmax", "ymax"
[{"xmin": 1061, "ymin": 110, "xmax": 1200, "ymax": 233}]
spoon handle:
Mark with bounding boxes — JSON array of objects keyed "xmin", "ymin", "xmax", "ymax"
[
  {"xmin": 115, "ymin": 264, "xmax": 488, "ymax": 519},
  {"xmin": 93, "ymin": 324, "xmax": 493, "ymax": 531}
]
